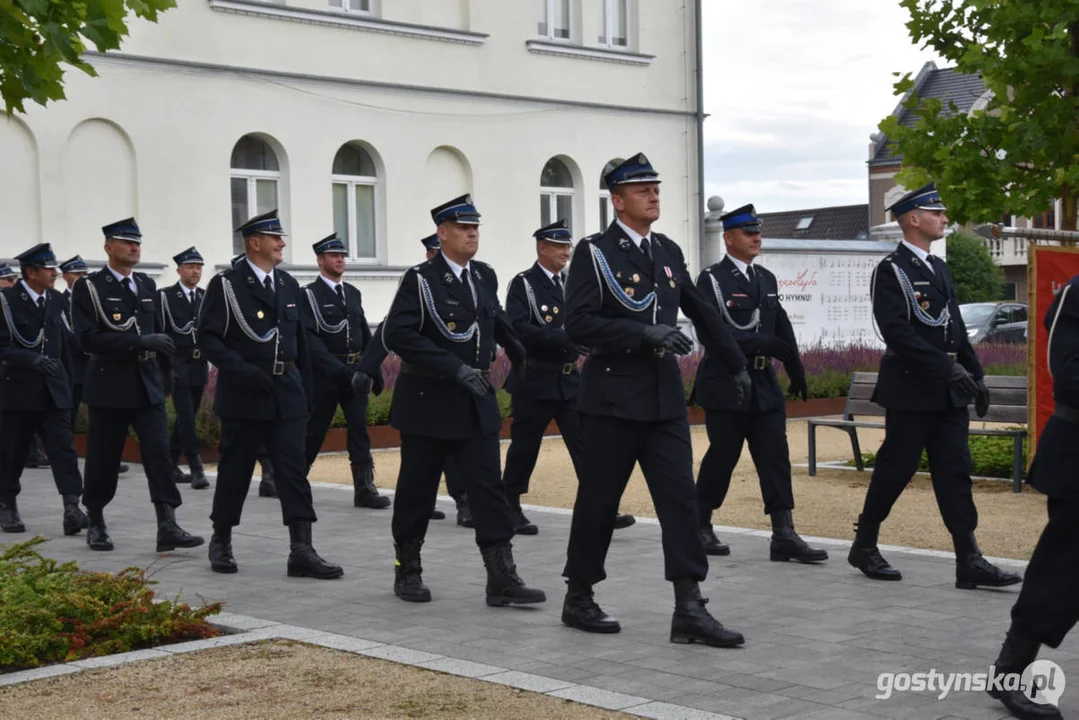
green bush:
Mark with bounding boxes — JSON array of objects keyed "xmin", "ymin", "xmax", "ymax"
[
  {"xmin": 0, "ymin": 537, "xmax": 222, "ymax": 672},
  {"xmin": 849, "ymin": 431, "xmax": 1027, "ymax": 480}
]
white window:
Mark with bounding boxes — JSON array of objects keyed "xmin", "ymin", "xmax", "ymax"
[
  {"xmin": 230, "ymin": 135, "xmax": 281, "ymax": 255},
  {"xmin": 540, "ymin": 158, "xmax": 575, "ymax": 230},
  {"xmin": 599, "ymin": 0, "xmax": 628, "ymax": 47},
  {"xmin": 796, "ymin": 217, "xmax": 813, "ymax": 230},
  {"xmin": 599, "ymin": 157, "xmax": 624, "ymax": 231},
  {"xmin": 537, "ymin": 0, "xmax": 571, "ymax": 40},
  {"xmin": 330, "ymin": 0, "xmax": 370, "ymax": 12},
  {"xmin": 332, "ymin": 143, "xmax": 378, "ymax": 261}
]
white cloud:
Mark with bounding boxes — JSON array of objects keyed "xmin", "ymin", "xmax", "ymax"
[{"xmin": 702, "ymin": 0, "xmax": 941, "ymax": 212}]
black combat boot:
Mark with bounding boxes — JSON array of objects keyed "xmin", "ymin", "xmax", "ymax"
[
  {"xmin": 561, "ymin": 578, "xmax": 620, "ymax": 633},
  {"xmin": 0, "ymin": 495, "xmax": 25, "ymax": 533},
  {"xmin": 456, "ymin": 494, "xmax": 474, "ymax": 528},
  {"xmin": 614, "ymin": 512, "xmax": 636, "ymax": 529},
  {"xmin": 847, "ymin": 514, "xmax": 901, "ymax": 580},
  {"xmin": 352, "ymin": 464, "xmax": 391, "ymax": 509},
  {"xmin": 953, "ymin": 531, "xmax": 1023, "ymax": 589},
  {"xmin": 189, "ymin": 452, "xmax": 210, "ymax": 490},
  {"xmin": 61, "ymin": 494, "xmax": 89, "ymax": 536},
  {"xmin": 117, "ymin": 463, "xmax": 129, "ymax": 474},
  {"xmin": 987, "ymin": 626, "xmax": 1063, "ymax": 719},
  {"xmin": 700, "ymin": 524, "xmax": 730, "ymax": 556},
  {"xmin": 508, "ymin": 495, "xmax": 538, "ymax": 535},
  {"xmin": 480, "ymin": 542, "xmax": 545, "ymax": 607},
  {"xmin": 670, "ymin": 578, "xmax": 745, "ymax": 647},
  {"xmin": 86, "ymin": 507, "xmax": 113, "ymax": 551},
  {"xmin": 170, "ymin": 450, "xmax": 191, "ymax": 484},
  {"xmin": 769, "ymin": 509, "xmax": 828, "ymax": 563},
  {"xmin": 393, "ymin": 538, "xmax": 431, "ymax": 602},
  {"xmin": 154, "ymin": 503, "xmax": 205, "ymax": 552},
  {"xmin": 286, "ymin": 521, "xmax": 343, "ymax": 579},
  {"xmin": 25, "ymin": 443, "xmax": 49, "ymax": 468},
  {"xmin": 258, "ymin": 458, "xmax": 278, "ymax": 498},
  {"xmin": 430, "ymin": 508, "xmax": 446, "ymax": 520},
  {"xmin": 208, "ymin": 525, "xmax": 237, "ymax": 573}
]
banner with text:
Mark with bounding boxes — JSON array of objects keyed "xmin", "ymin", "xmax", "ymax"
[{"xmin": 1029, "ymin": 245, "xmax": 1079, "ymax": 457}]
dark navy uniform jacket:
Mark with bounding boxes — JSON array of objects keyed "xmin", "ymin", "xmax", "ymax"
[
  {"xmin": 71, "ymin": 269, "xmax": 172, "ymax": 410},
  {"xmin": 692, "ymin": 257, "xmax": 798, "ymax": 412},
  {"xmin": 301, "ymin": 278, "xmax": 374, "ymax": 395},
  {"xmin": 159, "ymin": 282, "xmax": 209, "ymax": 388},
  {"xmin": 564, "ymin": 221, "xmax": 746, "ymax": 422},
  {"xmin": 197, "ymin": 261, "xmax": 312, "ymax": 422},
  {"xmin": 504, "ymin": 262, "xmax": 580, "ymax": 402},
  {"xmin": 60, "ymin": 288, "xmax": 87, "ymax": 387},
  {"xmin": 871, "ymin": 242, "xmax": 982, "ymax": 411},
  {"xmin": 384, "ymin": 253, "xmax": 518, "ymax": 440},
  {"xmin": 1029, "ymin": 275, "xmax": 1079, "ymax": 501},
  {"xmin": 0, "ymin": 284, "xmax": 73, "ymax": 411}
]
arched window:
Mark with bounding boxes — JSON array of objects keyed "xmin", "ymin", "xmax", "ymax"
[
  {"xmin": 599, "ymin": 157, "xmax": 624, "ymax": 231},
  {"xmin": 540, "ymin": 157, "xmax": 574, "ymax": 230},
  {"xmin": 331, "ymin": 142, "xmax": 378, "ymax": 260},
  {"xmin": 231, "ymin": 135, "xmax": 281, "ymax": 254}
]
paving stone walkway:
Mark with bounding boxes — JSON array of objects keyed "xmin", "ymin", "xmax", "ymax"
[{"xmin": 6, "ymin": 466, "xmax": 1075, "ymax": 720}]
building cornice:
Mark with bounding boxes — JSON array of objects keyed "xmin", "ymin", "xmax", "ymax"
[{"xmin": 208, "ymin": 0, "xmax": 488, "ymax": 46}]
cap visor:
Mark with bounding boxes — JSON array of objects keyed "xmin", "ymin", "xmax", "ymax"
[{"xmin": 917, "ymin": 202, "xmax": 947, "ymax": 211}]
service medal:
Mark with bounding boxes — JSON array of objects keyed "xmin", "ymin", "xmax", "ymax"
[
  {"xmin": 447, "ymin": 321, "xmax": 456, "ymax": 331},
  {"xmin": 921, "ymin": 301, "xmax": 930, "ymax": 311},
  {"xmin": 256, "ymin": 310, "xmax": 264, "ymax": 319},
  {"xmin": 112, "ymin": 313, "xmax": 122, "ymax": 321},
  {"xmin": 670, "ymin": 280, "xmax": 676, "ymax": 288},
  {"xmin": 545, "ymin": 315, "xmax": 553, "ymax": 323},
  {"xmin": 552, "ymin": 306, "xmax": 559, "ymax": 314},
  {"xmin": 541, "ymin": 305, "xmax": 548, "ymax": 312},
  {"xmin": 625, "ymin": 287, "xmax": 635, "ymax": 297},
  {"xmin": 632, "ymin": 274, "xmax": 640, "ymax": 283}
]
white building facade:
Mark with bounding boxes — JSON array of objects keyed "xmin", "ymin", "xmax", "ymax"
[{"xmin": 0, "ymin": 0, "xmax": 705, "ymax": 320}]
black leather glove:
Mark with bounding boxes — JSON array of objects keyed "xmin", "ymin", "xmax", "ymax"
[
  {"xmin": 787, "ymin": 372, "xmax": 808, "ymax": 402},
  {"xmin": 243, "ymin": 365, "xmax": 274, "ymax": 396},
  {"xmin": 641, "ymin": 324, "xmax": 694, "ymax": 355},
  {"xmin": 974, "ymin": 379, "xmax": 991, "ymax": 418},
  {"xmin": 32, "ymin": 356, "xmax": 60, "ymax": 377},
  {"xmin": 455, "ymin": 365, "xmax": 494, "ymax": 397},
  {"xmin": 947, "ymin": 363, "xmax": 979, "ymax": 398},
  {"xmin": 140, "ymin": 334, "xmax": 175, "ymax": 355},
  {"xmin": 350, "ymin": 370, "xmax": 373, "ymax": 396},
  {"xmin": 371, "ymin": 371, "xmax": 385, "ymax": 397},
  {"xmin": 732, "ymin": 368, "xmax": 752, "ymax": 407}
]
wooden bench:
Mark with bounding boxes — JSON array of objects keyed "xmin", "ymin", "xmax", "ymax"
[{"xmin": 806, "ymin": 372, "xmax": 1028, "ymax": 492}]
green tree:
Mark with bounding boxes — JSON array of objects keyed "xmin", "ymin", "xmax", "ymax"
[
  {"xmin": 946, "ymin": 229, "xmax": 1003, "ymax": 303},
  {"xmin": 1, "ymin": 0, "xmax": 176, "ymax": 116},
  {"xmin": 879, "ymin": 1, "xmax": 1079, "ymax": 230}
]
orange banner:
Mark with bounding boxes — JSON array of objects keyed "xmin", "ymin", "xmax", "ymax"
[{"xmin": 1028, "ymin": 245, "xmax": 1079, "ymax": 457}]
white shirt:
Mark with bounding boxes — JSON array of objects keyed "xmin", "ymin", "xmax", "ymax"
[
  {"xmin": 246, "ymin": 259, "xmax": 275, "ymax": 290},
  {"xmin": 319, "ymin": 274, "xmax": 344, "ymax": 296},
  {"xmin": 21, "ymin": 280, "xmax": 43, "ymax": 306},
  {"xmin": 727, "ymin": 254, "xmax": 755, "ymax": 282},
  {"xmin": 901, "ymin": 239, "xmax": 935, "ymax": 274},
  {"xmin": 107, "ymin": 264, "xmax": 136, "ymax": 291},
  {"xmin": 442, "ymin": 255, "xmax": 476, "ymax": 304},
  {"xmin": 536, "ymin": 262, "xmax": 564, "ymax": 286},
  {"xmin": 615, "ymin": 218, "xmax": 653, "ymax": 250},
  {"xmin": 181, "ymin": 284, "xmax": 198, "ymax": 303}
]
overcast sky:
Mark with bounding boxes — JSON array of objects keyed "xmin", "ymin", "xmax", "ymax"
[{"xmin": 701, "ymin": 0, "xmax": 942, "ymax": 214}]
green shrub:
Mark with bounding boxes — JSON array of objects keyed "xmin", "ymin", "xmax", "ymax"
[
  {"xmin": 0, "ymin": 537, "xmax": 222, "ymax": 672},
  {"xmin": 849, "ymin": 431, "xmax": 1027, "ymax": 479}
]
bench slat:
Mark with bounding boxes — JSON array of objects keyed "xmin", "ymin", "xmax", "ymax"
[
  {"xmin": 984, "ymin": 376, "xmax": 1028, "ymax": 390},
  {"xmin": 847, "ymin": 400, "xmax": 886, "ymax": 417},
  {"xmin": 984, "ymin": 388, "xmax": 1027, "ymax": 406},
  {"xmin": 848, "ymin": 383, "xmax": 875, "ymax": 400},
  {"xmin": 977, "ymin": 407, "xmax": 1028, "ymax": 425}
]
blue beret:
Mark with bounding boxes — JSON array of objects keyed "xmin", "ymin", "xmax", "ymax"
[
  {"xmin": 102, "ymin": 217, "xmax": 142, "ymax": 243},
  {"xmin": 236, "ymin": 209, "xmax": 287, "ymax": 238},
  {"xmin": 604, "ymin": 152, "xmax": 661, "ymax": 191},
  {"xmin": 720, "ymin": 204, "xmax": 761, "ymax": 233},
  {"xmin": 533, "ymin": 219, "xmax": 572, "ymax": 244},
  {"xmin": 431, "ymin": 194, "xmax": 481, "ymax": 225},
  {"xmin": 887, "ymin": 182, "xmax": 947, "ymax": 217},
  {"xmin": 16, "ymin": 243, "xmax": 59, "ymax": 269},
  {"xmin": 420, "ymin": 233, "xmax": 441, "ymax": 251},
  {"xmin": 59, "ymin": 255, "xmax": 88, "ymax": 274},
  {"xmin": 173, "ymin": 247, "xmax": 204, "ymax": 266},
  {"xmin": 313, "ymin": 232, "xmax": 348, "ymax": 255},
  {"xmin": 0, "ymin": 263, "xmax": 15, "ymax": 279}
]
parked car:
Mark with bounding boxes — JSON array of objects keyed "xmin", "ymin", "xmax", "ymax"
[{"xmin": 960, "ymin": 302, "xmax": 1028, "ymax": 344}]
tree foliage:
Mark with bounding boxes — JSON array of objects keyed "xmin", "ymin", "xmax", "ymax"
[
  {"xmin": 879, "ymin": 1, "xmax": 1079, "ymax": 229},
  {"xmin": 0, "ymin": 0, "xmax": 176, "ymax": 116},
  {"xmin": 946, "ymin": 229, "xmax": 1003, "ymax": 303}
]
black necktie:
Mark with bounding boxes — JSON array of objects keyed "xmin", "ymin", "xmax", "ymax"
[
  {"xmin": 462, "ymin": 270, "xmax": 476, "ymax": 305},
  {"xmin": 746, "ymin": 265, "xmax": 755, "ymax": 282},
  {"xmin": 335, "ymin": 284, "xmax": 344, "ymax": 303},
  {"xmin": 264, "ymin": 275, "xmax": 274, "ymax": 294},
  {"xmin": 124, "ymin": 277, "xmax": 135, "ymax": 296},
  {"xmin": 36, "ymin": 297, "xmax": 45, "ymax": 312},
  {"xmin": 553, "ymin": 274, "xmax": 563, "ymax": 297},
  {"xmin": 188, "ymin": 290, "xmax": 195, "ymax": 305},
  {"xmin": 641, "ymin": 237, "xmax": 651, "ymax": 260}
]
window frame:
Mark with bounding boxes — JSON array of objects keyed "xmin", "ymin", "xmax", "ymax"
[
  {"xmin": 599, "ymin": 0, "xmax": 629, "ymax": 48},
  {"xmin": 537, "ymin": 0, "xmax": 573, "ymax": 42},
  {"xmin": 230, "ymin": 168, "xmax": 281, "ymax": 256},
  {"xmin": 331, "ymin": 169, "xmax": 379, "ymax": 263},
  {"xmin": 329, "ymin": 0, "xmax": 371, "ymax": 14}
]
